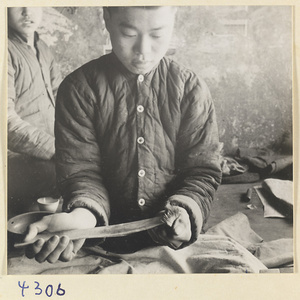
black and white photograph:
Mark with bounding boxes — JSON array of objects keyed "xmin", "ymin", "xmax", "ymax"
[{"xmin": 5, "ymin": 5, "xmax": 294, "ymax": 277}]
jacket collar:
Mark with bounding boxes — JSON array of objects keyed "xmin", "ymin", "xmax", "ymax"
[
  {"xmin": 8, "ymin": 28, "xmax": 40, "ymax": 45},
  {"xmin": 109, "ymin": 51, "xmax": 160, "ymax": 85}
]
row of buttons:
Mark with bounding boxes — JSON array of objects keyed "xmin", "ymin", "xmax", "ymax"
[
  {"xmin": 138, "ymin": 74, "xmax": 145, "ymax": 207},
  {"xmin": 138, "ymin": 168, "xmax": 145, "ymax": 206}
]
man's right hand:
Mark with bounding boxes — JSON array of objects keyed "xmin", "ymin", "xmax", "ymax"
[{"xmin": 24, "ymin": 208, "xmax": 97, "ymax": 263}]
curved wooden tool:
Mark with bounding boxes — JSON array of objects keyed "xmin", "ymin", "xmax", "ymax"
[{"xmin": 14, "ymin": 215, "xmax": 164, "ymax": 248}]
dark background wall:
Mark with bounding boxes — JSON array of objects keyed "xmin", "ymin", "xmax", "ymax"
[{"xmin": 38, "ymin": 6, "xmax": 293, "ymax": 155}]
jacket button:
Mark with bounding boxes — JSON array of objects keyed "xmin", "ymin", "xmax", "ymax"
[
  {"xmin": 137, "ymin": 105, "xmax": 144, "ymax": 113},
  {"xmin": 138, "ymin": 198, "xmax": 145, "ymax": 206},
  {"xmin": 137, "ymin": 137, "xmax": 144, "ymax": 144},
  {"xmin": 138, "ymin": 75, "xmax": 144, "ymax": 82},
  {"xmin": 138, "ymin": 170, "xmax": 145, "ymax": 177}
]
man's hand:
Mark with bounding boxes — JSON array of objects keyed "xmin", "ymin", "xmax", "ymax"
[
  {"xmin": 148, "ymin": 204, "xmax": 192, "ymax": 249},
  {"xmin": 24, "ymin": 208, "xmax": 97, "ymax": 263}
]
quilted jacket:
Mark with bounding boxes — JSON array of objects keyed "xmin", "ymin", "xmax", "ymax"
[
  {"xmin": 8, "ymin": 29, "xmax": 61, "ymax": 159},
  {"xmin": 55, "ymin": 52, "xmax": 222, "ymax": 248}
]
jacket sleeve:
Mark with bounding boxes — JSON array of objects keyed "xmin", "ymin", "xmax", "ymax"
[
  {"xmin": 7, "ymin": 52, "xmax": 55, "ymax": 160},
  {"xmin": 49, "ymin": 51, "xmax": 62, "ymax": 101},
  {"xmin": 55, "ymin": 74, "xmax": 110, "ymax": 227},
  {"xmin": 167, "ymin": 72, "xmax": 222, "ymax": 248}
]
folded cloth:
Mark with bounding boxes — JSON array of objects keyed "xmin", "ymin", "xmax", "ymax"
[
  {"xmin": 262, "ymin": 179, "xmax": 293, "ymax": 206},
  {"xmin": 221, "ymin": 157, "xmax": 248, "ymax": 176},
  {"xmin": 263, "ymin": 156, "xmax": 293, "ymax": 175},
  {"xmin": 7, "ymin": 251, "xmax": 115, "ymax": 275},
  {"xmin": 206, "ymin": 212, "xmax": 263, "ymax": 249},
  {"xmin": 254, "ymin": 186, "xmax": 286, "ymax": 218},
  {"xmin": 261, "ymin": 179, "xmax": 293, "ymax": 218},
  {"xmin": 252, "ymin": 239, "xmax": 293, "ymax": 268},
  {"xmin": 237, "ymin": 147, "xmax": 274, "ymax": 168},
  {"xmin": 7, "ymin": 234, "xmax": 267, "ymax": 274},
  {"xmin": 236, "ymin": 148, "xmax": 293, "ymax": 178},
  {"xmin": 88, "ymin": 235, "xmax": 267, "ymax": 274},
  {"xmin": 206, "ymin": 212, "xmax": 293, "ymax": 269}
]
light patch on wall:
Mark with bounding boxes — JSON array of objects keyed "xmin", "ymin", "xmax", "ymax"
[
  {"xmin": 38, "ymin": 7, "xmax": 74, "ymax": 46},
  {"xmin": 201, "ymin": 66, "xmax": 221, "ymax": 84},
  {"xmin": 238, "ymin": 64, "xmax": 260, "ymax": 89}
]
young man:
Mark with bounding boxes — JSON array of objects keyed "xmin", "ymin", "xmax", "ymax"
[
  {"xmin": 7, "ymin": 7, "xmax": 62, "ymax": 217},
  {"xmin": 25, "ymin": 6, "xmax": 221, "ymax": 263}
]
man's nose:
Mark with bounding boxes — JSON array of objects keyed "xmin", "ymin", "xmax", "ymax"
[
  {"xmin": 134, "ymin": 35, "xmax": 151, "ymax": 58},
  {"xmin": 21, "ymin": 7, "xmax": 36, "ymax": 17},
  {"xmin": 21, "ymin": 7, "xmax": 30, "ymax": 17}
]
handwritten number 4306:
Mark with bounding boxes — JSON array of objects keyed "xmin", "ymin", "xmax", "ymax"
[{"xmin": 18, "ymin": 281, "xmax": 65, "ymax": 297}]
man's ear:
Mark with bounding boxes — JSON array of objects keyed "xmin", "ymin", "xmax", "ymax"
[{"xmin": 103, "ymin": 8, "xmax": 111, "ymax": 33}]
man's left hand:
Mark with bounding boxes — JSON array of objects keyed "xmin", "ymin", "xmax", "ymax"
[{"xmin": 148, "ymin": 204, "xmax": 192, "ymax": 249}]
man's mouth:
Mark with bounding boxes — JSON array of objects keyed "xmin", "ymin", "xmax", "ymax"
[
  {"xmin": 133, "ymin": 60, "xmax": 151, "ymax": 68},
  {"xmin": 22, "ymin": 19, "xmax": 34, "ymax": 25}
]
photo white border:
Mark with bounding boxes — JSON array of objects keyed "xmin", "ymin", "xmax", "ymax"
[{"xmin": 0, "ymin": 0, "xmax": 299, "ymax": 299}]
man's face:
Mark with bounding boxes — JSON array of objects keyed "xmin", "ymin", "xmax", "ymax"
[
  {"xmin": 8, "ymin": 7, "xmax": 43, "ymax": 38},
  {"xmin": 104, "ymin": 6, "xmax": 176, "ymax": 75}
]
